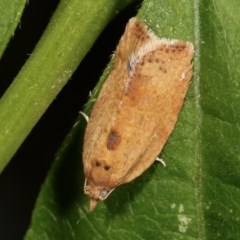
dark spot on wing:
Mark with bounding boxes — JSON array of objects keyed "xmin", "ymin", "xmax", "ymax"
[{"xmin": 107, "ymin": 129, "xmax": 121, "ymax": 150}]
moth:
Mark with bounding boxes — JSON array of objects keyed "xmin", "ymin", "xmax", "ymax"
[{"xmin": 82, "ymin": 17, "xmax": 194, "ymax": 211}]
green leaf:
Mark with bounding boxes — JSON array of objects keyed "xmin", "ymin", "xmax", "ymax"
[
  {"xmin": 0, "ymin": 0, "xmax": 27, "ymax": 58},
  {"xmin": 25, "ymin": 0, "xmax": 240, "ymax": 239},
  {"xmin": 0, "ymin": 0, "xmax": 133, "ymax": 173}
]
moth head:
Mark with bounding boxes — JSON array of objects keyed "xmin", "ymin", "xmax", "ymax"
[{"xmin": 84, "ymin": 178, "xmax": 115, "ymax": 211}]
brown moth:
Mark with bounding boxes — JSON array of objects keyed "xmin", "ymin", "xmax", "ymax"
[{"xmin": 82, "ymin": 17, "xmax": 194, "ymax": 211}]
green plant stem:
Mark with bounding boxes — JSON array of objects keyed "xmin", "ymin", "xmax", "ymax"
[
  {"xmin": 0, "ymin": 0, "xmax": 132, "ymax": 173},
  {"xmin": 0, "ymin": 0, "xmax": 27, "ymax": 58}
]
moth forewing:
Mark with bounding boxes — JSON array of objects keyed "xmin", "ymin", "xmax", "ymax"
[{"xmin": 82, "ymin": 17, "xmax": 194, "ymax": 211}]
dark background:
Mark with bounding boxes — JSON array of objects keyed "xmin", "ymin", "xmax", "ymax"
[{"xmin": 0, "ymin": 1, "xmax": 142, "ymax": 239}]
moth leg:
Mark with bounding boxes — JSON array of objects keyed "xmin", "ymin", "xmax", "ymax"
[
  {"xmin": 156, "ymin": 157, "xmax": 166, "ymax": 167},
  {"xmin": 79, "ymin": 111, "xmax": 89, "ymax": 122}
]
